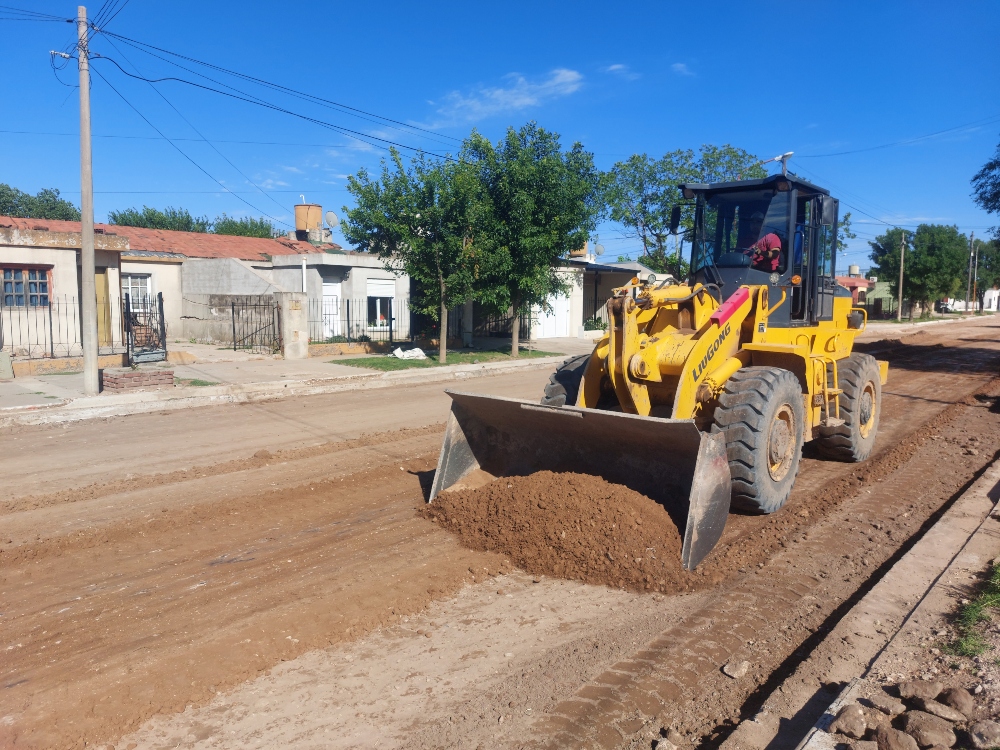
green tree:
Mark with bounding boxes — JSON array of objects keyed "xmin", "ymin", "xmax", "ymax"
[
  {"xmin": 108, "ymin": 206, "xmax": 211, "ymax": 233},
  {"xmin": 343, "ymin": 149, "xmax": 476, "ymax": 363},
  {"xmin": 213, "ymin": 214, "xmax": 276, "ymax": 238},
  {"xmin": 838, "ymin": 211, "xmax": 857, "ymax": 251},
  {"xmin": 0, "ymin": 184, "xmax": 81, "ymax": 221},
  {"xmin": 972, "ymin": 138, "xmax": 1000, "ymax": 232},
  {"xmin": 604, "ymin": 145, "xmax": 765, "ymax": 280},
  {"xmin": 602, "ymin": 150, "xmax": 697, "ymax": 277},
  {"xmin": 973, "ymin": 237, "xmax": 1000, "ymax": 311},
  {"xmin": 870, "ymin": 224, "xmax": 968, "ymax": 320},
  {"xmin": 464, "ymin": 122, "xmax": 601, "ymax": 357}
]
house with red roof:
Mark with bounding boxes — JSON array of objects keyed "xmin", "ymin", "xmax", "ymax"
[{"xmin": 0, "ymin": 213, "xmax": 411, "ymax": 359}]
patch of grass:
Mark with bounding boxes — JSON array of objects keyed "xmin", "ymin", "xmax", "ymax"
[
  {"xmin": 332, "ymin": 348, "xmax": 560, "ymax": 371},
  {"xmin": 944, "ymin": 562, "xmax": 1000, "ymax": 658},
  {"xmin": 44, "ymin": 395, "xmax": 59, "ymax": 399},
  {"xmin": 180, "ymin": 378, "xmax": 220, "ymax": 387}
]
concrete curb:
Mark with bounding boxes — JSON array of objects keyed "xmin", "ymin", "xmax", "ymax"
[
  {"xmin": 0, "ymin": 355, "xmax": 569, "ymax": 427},
  {"xmin": 722, "ymin": 459, "xmax": 1000, "ymax": 750}
]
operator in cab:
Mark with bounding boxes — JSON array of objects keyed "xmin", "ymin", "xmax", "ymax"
[{"xmin": 742, "ymin": 210, "xmax": 783, "ymax": 272}]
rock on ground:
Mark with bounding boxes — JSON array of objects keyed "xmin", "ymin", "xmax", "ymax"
[
  {"xmin": 828, "ymin": 703, "xmax": 867, "ymax": 739},
  {"xmin": 969, "ymin": 719, "xmax": 1000, "ymax": 750},
  {"xmin": 723, "ymin": 660, "xmax": 750, "ymax": 679},
  {"xmin": 875, "ymin": 725, "xmax": 919, "ymax": 750},
  {"xmin": 938, "ymin": 686, "xmax": 975, "ymax": 717},
  {"xmin": 898, "ymin": 680, "xmax": 943, "ymax": 702},
  {"xmin": 900, "ymin": 710, "xmax": 957, "ymax": 748},
  {"xmin": 914, "ymin": 697, "xmax": 965, "ymax": 723},
  {"xmin": 866, "ymin": 691, "xmax": 906, "ymax": 716}
]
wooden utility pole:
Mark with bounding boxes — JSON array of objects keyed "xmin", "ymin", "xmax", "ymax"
[
  {"xmin": 972, "ymin": 232, "xmax": 978, "ymax": 313},
  {"xmin": 78, "ymin": 5, "xmax": 99, "ymax": 395},
  {"xmin": 896, "ymin": 231, "xmax": 906, "ymax": 322},
  {"xmin": 965, "ymin": 232, "xmax": 974, "ymax": 315}
]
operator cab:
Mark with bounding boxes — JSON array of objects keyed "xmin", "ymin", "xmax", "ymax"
[{"xmin": 678, "ymin": 173, "xmax": 850, "ymax": 328}]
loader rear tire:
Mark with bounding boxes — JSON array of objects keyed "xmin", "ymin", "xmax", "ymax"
[
  {"xmin": 816, "ymin": 354, "xmax": 882, "ymax": 462},
  {"xmin": 711, "ymin": 367, "xmax": 804, "ymax": 514},
  {"xmin": 541, "ymin": 354, "xmax": 591, "ymax": 407}
]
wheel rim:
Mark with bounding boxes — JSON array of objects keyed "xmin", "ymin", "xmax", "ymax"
[
  {"xmin": 859, "ymin": 381, "xmax": 877, "ymax": 438},
  {"xmin": 767, "ymin": 404, "xmax": 796, "ymax": 482}
]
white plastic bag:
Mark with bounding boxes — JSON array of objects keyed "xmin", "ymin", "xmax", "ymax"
[{"xmin": 391, "ymin": 347, "xmax": 427, "ymax": 360}]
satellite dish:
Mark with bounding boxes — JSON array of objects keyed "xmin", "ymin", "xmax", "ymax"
[
  {"xmin": 595, "ymin": 244, "xmax": 605, "ymax": 256},
  {"xmin": 325, "ymin": 210, "xmax": 340, "ymax": 228}
]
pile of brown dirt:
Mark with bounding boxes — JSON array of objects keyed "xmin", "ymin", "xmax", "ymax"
[{"xmin": 421, "ymin": 471, "xmax": 693, "ymax": 593}]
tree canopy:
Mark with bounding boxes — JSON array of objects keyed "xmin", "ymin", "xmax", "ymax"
[
  {"xmin": 0, "ymin": 184, "xmax": 81, "ymax": 221},
  {"xmin": 108, "ymin": 206, "xmax": 211, "ymax": 233},
  {"xmin": 343, "ymin": 149, "xmax": 477, "ymax": 363},
  {"xmin": 973, "ymin": 237, "xmax": 1000, "ymax": 310},
  {"xmin": 107, "ymin": 206, "xmax": 277, "ymax": 237},
  {"xmin": 464, "ymin": 122, "xmax": 602, "ymax": 356},
  {"xmin": 972, "ymin": 138, "xmax": 1000, "ymax": 233},
  {"xmin": 212, "ymin": 214, "xmax": 276, "ymax": 238},
  {"xmin": 603, "ymin": 145, "xmax": 765, "ymax": 277},
  {"xmin": 869, "ymin": 224, "xmax": 969, "ymax": 319}
]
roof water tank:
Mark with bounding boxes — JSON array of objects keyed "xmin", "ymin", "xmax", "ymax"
[
  {"xmin": 848, "ymin": 264, "xmax": 860, "ymax": 277},
  {"xmin": 294, "ymin": 203, "xmax": 323, "ymax": 232}
]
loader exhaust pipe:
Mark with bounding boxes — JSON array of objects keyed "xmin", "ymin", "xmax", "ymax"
[{"xmin": 429, "ymin": 391, "xmax": 732, "ymax": 570}]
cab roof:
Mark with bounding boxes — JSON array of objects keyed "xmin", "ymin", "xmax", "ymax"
[{"xmin": 678, "ymin": 172, "xmax": 830, "ymax": 198}]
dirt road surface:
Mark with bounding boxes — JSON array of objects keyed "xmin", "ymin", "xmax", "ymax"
[{"xmin": 2, "ymin": 317, "xmax": 1000, "ymax": 749}]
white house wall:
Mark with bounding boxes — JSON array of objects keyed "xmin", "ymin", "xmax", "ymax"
[{"xmin": 120, "ymin": 259, "xmax": 183, "ymax": 337}]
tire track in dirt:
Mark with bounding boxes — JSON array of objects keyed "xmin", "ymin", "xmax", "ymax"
[{"xmin": 3, "ymin": 319, "xmax": 999, "ymax": 750}]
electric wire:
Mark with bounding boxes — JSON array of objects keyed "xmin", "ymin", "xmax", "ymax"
[
  {"xmin": 90, "ymin": 64, "xmax": 292, "ymax": 229},
  {"xmin": 90, "ymin": 53, "xmax": 456, "ymax": 161},
  {"xmin": 100, "ymin": 32, "xmax": 458, "ymax": 151},
  {"xmin": 799, "ymin": 112, "xmax": 1000, "ymax": 158},
  {"xmin": 98, "ymin": 29, "xmax": 461, "ymax": 145},
  {"xmin": 0, "ymin": 128, "xmax": 417, "ymax": 149},
  {"xmin": 0, "ymin": 5, "xmax": 69, "ymax": 21},
  {"xmin": 98, "ymin": 33, "xmax": 292, "ymax": 218}
]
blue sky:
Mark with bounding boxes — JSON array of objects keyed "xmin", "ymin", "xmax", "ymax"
[{"xmin": 3, "ymin": 0, "xmax": 998, "ymax": 271}]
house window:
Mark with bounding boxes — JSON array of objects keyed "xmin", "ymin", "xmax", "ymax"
[
  {"xmin": 122, "ymin": 274, "xmax": 151, "ymax": 304},
  {"xmin": 366, "ymin": 278, "xmax": 395, "ymax": 328},
  {"xmin": 3, "ymin": 269, "xmax": 49, "ymax": 307}
]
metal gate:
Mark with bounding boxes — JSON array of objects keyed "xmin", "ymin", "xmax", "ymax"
[
  {"xmin": 232, "ymin": 296, "xmax": 281, "ymax": 354},
  {"xmin": 125, "ymin": 292, "xmax": 167, "ymax": 364}
]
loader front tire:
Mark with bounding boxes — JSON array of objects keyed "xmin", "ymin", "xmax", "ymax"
[
  {"xmin": 816, "ymin": 354, "xmax": 882, "ymax": 462},
  {"xmin": 712, "ymin": 367, "xmax": 804, "ymax": 514},
  {"xmin": 541, "ymin": 354, "xmax": 591, "ymax": 407}
]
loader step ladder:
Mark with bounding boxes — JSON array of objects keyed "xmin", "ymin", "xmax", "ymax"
[{"xmin": 814, "ymin": 356, "xmax": 845, "ymax": 428}]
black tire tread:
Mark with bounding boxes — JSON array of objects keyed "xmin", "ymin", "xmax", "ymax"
[
  {"xmin": 711, "ymin": 367, "xmax": 804, "ymax": 514},
  {"xmin": 540, "ymin": 354, "xmax": 592, "ymax": 407},
  {"xmin": 816, "ymin": 353, "xmax": 881, "ymax": 462}
]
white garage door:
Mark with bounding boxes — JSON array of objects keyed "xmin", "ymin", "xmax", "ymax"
[{"xmin": 537, "ymin": 293, "xmax": 571, "ymax": 338}]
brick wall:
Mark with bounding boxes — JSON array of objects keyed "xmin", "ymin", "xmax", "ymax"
[{"xmin": 101, "ymin": 368, "xmax": 174, "ymax": 392}]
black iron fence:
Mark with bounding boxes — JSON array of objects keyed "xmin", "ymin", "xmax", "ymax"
[
  {"xmin": 232, "ymin": 296, "xmax": 282, "ymax": 354},
  {"xmin": 124, "ymin": 293, "xmax": 167, "ymax": 364},
  {"xmin": 582, "ymin": 297, "xmax": 610, "ymax": 331},
  {"xmin": 0, "ymin": 295, "xmax": 126, "ymax": 360},
  {"xmin": 472, "ymin": 302, "xmax": 533, "ymax": 340},
  {"xmin": 307, "ymin": 296, "xmax": 416, "ymax": 343}
]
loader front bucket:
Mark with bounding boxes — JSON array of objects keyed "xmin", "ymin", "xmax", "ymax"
[{"xmin": 429, "ymin": 390, "xmax": 732, "ymax": 570}]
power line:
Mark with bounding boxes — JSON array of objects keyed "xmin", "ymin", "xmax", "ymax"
[
  {"xmin": 799, "ymin": 112, "xmax": 1000, "ymax": 158},
  {"xmin": 0, "ymin": 128, "xmax": 400, "ymax": 149},
  {"xmin": 99, "ymin": 33, "xmax": 292, "ymax": 217},
  {"xmin": 91, "ymin": 52, "xmax": 456, "ymax": 161},
  {"xmin": 89, "ymin": 64, "xmax": 292, "ymax": 228},
  {"xmin": 98, "ymin": 29, "xmax": 461, "ymax": 146},
  {"xmin": 0, "ymin": 5, "xmax": 70, "ymax": 21}
]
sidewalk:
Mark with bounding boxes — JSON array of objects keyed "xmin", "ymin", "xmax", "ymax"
[
  {"xmin": 721, "ymin": 459, "xmax": 1000, "ymax": 749},
  {"xmin": 0, "ymin": 341, "xmax": 580, "ymax": 427}
]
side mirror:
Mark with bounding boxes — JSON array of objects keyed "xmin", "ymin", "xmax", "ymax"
[
  {"xmin": 820, "ymin": 196, "xmax": 838, "ymax": 226},
  {"xmin": 669, "ymin": 205, "xmax": 681, "ymax": 235}
]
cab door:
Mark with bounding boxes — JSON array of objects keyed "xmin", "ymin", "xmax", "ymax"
[{"xmin": 810, "ymin": 197, "xmax": 838, "ymax": 323}]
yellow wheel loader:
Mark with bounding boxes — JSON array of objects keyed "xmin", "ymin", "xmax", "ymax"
[{"xmin": 429, "ymin": 174, "xmax": 888, "ymax": 569}]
